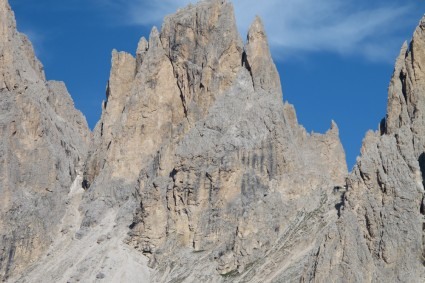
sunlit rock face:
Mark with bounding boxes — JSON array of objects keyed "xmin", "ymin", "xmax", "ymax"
[
  {"xmin": 80, "ymin": 1, "xmax": 347, "ymax": 282},
  {"xmin": 0, "ymin": 0, "xmax": 89, "ymax": 280},
  {"xmin": 302, "ymin": 17, "xmax": 425, "ymax": 283},
  {"xmin": 3, "ymin": 0, "xmax": 425, "ymax": 282}
]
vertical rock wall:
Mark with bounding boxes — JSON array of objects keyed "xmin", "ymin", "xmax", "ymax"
[
  {"xmin": 0, "ymin": 0, "xmax": 90, "ymax": 280},
  {"xmin": 81, "ymin": 1, "xmax": 348, "ymax": 282},
  {"xmin": 3, "ymin": 0, "xmax": 425, "ymax": 282},
  {"xmin": 302, "ymin": 16, "xmax": 425, "ymax": 283}
]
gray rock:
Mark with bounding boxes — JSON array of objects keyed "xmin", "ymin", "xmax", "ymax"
[
  {"xmin": 245, "ymin": 16, "xmax": 282, "ymax": 96},
  {"xmin": 302, "ymin": 15, "xmax": 425, "ymax": 283},
  {"xmin": 3, "ymin": 0, "xmax": 425, "ymax": 282},
  {"xmin": 0, "ymin": 0, "xmax": 90, "ymax": 280},
  {"xmin": 81, "ymin": 1, "xmax": 348, "ymax": 282}
]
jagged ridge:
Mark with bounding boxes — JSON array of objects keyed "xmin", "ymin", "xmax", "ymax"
[
  {"xmin": 1, "ymin": 0, "xmax": 425, "ymax": 282},
  {"xmin": 0, "ymin": 0, "xmax": 90, "ymax": 280},
  {"xmin": 80, "ymin": 1, "xmax": 347, "ymax": 282}
]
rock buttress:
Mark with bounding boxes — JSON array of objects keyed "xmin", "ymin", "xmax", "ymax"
[{"xmin": 0, "ymin": 0, "xmax": 90, "ymax": 280}]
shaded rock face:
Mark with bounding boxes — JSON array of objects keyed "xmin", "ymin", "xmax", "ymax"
[
  {"xmin": 0, "ymin": 0, "xmax": 90, "ymax": 280},
  {"xmin": 301, "ymin": 17, "xmax": 425, "ymax": 283}
]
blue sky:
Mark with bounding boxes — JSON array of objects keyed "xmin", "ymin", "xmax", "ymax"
[{"xmin": 9, "ymin": 0, "xmax": 425, "ymax": 168}]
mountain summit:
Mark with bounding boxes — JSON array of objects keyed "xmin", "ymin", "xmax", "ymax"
[
  {"xmin": 0, "ymin": 0, "xmax": 424, "ymax": 282},
  {"xmin": 0, "ymin": 0, "xmax": 89, "ymax": 280}
]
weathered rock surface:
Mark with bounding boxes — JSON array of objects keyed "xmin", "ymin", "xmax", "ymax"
[
  {"xmin": 301, "ymin": 16, "xmax": 425, "ymax": 283},
  {"xmin": 81, "ymin": 0, "xmax": 348, "ymax": 282},
  {"xmin": 9, "ymin": 175, "xmax": 150, "ymax": 283},
  {"xmin": 3, "ymin": 0, "xmax": 425, "ymax": 282},
  {"xmin": 0, "ymin": 0, "xmax": 90, "ymax": 280},
  {"xmin": 245, "ymin": 16, "xmax": 282, "ymax": 96}
]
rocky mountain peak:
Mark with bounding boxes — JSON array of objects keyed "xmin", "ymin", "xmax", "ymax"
[
  {"xmin": 244, "ymin": 16, "xmax": 282, "ymax": 96},
  {"xmin": 4, "ymin": 0, "xmax": 425, "ymax": 282},
  {"xmin": 0, "ymin": 0, "xmax": 45, "ymax": 90},
  {"xmin": 79, "ymin": 1, "xmax": 348, "ymax": 281},
  {"xmin": 247, "ymin": 16, "xmax": 266, "ymax": 39},
  {"xmin": 148, "ymin": 26, "xmax": 161, "ymax": 49},
  {"xmin": 136, "ymin": 36, "xmax": 148, "ymax": 58},
  {"xmin": 0, "ymin": 0, "xmax": 90, "ymax": 280},
  {"xmin": 385, "ymin": 13, "xmax": 425, "ymax": 157},
  {"xmin": 301, "ymin": 15, "xmax": 425, "ymax": 282},
  {"xmin": 0, "ymin": 0, "xmax": 14, "ymax": 36},
  {"xmin": 159, "ymin": 0, "xmax": 243, "ymax": 121}
]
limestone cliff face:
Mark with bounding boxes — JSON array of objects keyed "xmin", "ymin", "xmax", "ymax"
[
  {"xmin": 302, "ymin": 16, "xmax": 425, "ymax": 283},
  {"xmin": 5, "ymin": 0, "xmax": 425, "ymax": 282},
  {"xmin": 245, "ymin": 16, "xmax": 282, "ymax": 95},
  {"xmin": 83, "ymin": 0, "xmax": 244, "ymax": 190},
  {"xmin": 81, "ymin": 1, "xmax": 348, "ymax": 282},
  {"xmin": 0, "ymin": 0, "xmax": 90, "ymax": 280}
]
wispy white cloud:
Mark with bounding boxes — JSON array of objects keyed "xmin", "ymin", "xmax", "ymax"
[{"xmin": 99, "ymin": 0, "xmax": 423, "ymax": 63}]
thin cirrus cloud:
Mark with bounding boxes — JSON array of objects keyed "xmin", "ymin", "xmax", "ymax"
[{"xmin": 104, "ymin": 0, "xmax": 421, "ymax": 63}]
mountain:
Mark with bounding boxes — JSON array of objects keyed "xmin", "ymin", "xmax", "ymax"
[
  {"xmin": 81, "ymin": 1, "xmax": 346, "ymax": 281},
  {"xmin": 0, "ymin": 0, "xmax": 89, "ymax": 280},
  {"xmin": 302, "ymin": 18, "xmax": 425, "ymax": 282},
  {"xmin": 0, "ymin": 0, "xmax": 424, "ymax": 282}
]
